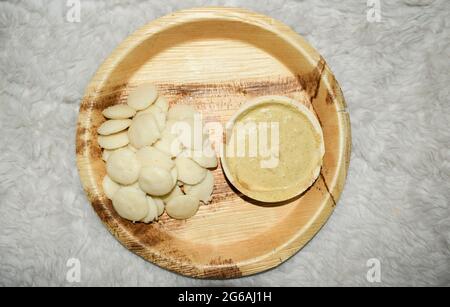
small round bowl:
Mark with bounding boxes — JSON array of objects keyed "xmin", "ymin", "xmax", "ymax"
[{"xmin": 220, "ymin": 95, "xmax": 325, "ymax": 203}]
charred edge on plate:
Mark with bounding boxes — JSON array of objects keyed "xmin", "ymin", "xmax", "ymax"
[
  {"xmin": 157, "ymin": 76, "xmax": 304, "ymax": 98},
  {"xmin": 297, "ymin": 56, "xmax": 326, "ymax": 104},
  {"xmin": 325, "ymin": 74, "xmax": 343, "ymax": 105},
  {"xmin": 89, "ymin": 193, "xmax": 115, "ymax": 223},
  {"xmin": 75, "ymin": 123, "xmax": 102, "ymax": 159},
  {"xmin": 202, "ymin": 257, "xmax": 242, "ymax": 279},
  {"xmin": 78, "ymin": 71, "xmax": 327, "ymax": 116},
  {"xmin": 79, "ymin": 84, "xmax": 128, "ymax": 112},
  {"xmin": 320, "ymin": 172, "xmax": 336, "ymax": 207}
]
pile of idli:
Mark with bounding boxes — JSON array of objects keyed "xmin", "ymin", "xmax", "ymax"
[{"xmin": 98, "ymin": 84, "xmax": 217, "ymax": 223}]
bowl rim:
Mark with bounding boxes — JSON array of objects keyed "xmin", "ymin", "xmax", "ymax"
[{"xmin": 220, "ymin": 95, "xmax": 326, "ymax": 203}]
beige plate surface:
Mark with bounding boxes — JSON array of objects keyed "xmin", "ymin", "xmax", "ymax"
[{"xmin": 76, "ymin": 7, "xmax": 351, "ymax": 279}]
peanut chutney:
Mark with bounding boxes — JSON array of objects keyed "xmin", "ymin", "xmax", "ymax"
[{"xmin": 225, "ymin": 100, "xmax": 324, "ymax": 202}]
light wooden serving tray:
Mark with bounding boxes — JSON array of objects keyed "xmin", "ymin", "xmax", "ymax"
[{"xmin": 76, "ymin": 7, "xmax": 351, "ymax": 279}]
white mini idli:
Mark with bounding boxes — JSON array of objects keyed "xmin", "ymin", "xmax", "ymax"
[
  {"xmin": 97, "ymin": 119, "xmax": 132, "ymax": 136},
  {"xmin": 142, "ymin": 196, "xmax": 158, "ymax": 223},
  {"xmin": 136, "ymin": 146, "xmax": 174, "ymax": 170},
  {"xmin": 102, "ymin": 104, "xmax": 136, "ymax": 119},
  {"xmin": 154, "ymin": 128, "xmax": 183, "ymax": 157},
  {"xmin": 128, "ymin": 113, "xmax": 161, "ymax": 149},
  {"xmin": 137, "ymin": 105, "xmax": 166, "ymax": 131},
  {"xmin": 184, "ymin": 171, "xmax": 214, "ymax": 204},
  {"xmin": 161, "ymin": 186, "xmax": 183, "ymax": 204},
  {"xmin": 112, "ymin": 186, "xmax": 148, "ymax": 222},
  {"xmin": 170, "ymin": 167, "xmax": 178, "ymax": 186},
  {"xmin": 139, "ymin": 166, "xmax": 175, "ymax": 196},
  {"xmin": 98, "ymin": 131, "xmax": 130, "ymax": 150},
  {"xmin": 166, "ymin": 195, "xmax": 200, "ymax": 220},
  {"xmin": 102, "ymin": 175, "xmax": 120, "ymax": 200},
  {"xmin": 106, "ymin": 148, "xmax": 141, "ymax": 185},
  {"xmin": 102, "ymin": 149, "xmax": 116, "ymax": 162},
  {"xmin": 153, "ymin": 197, "xmax": 165, "ymax": 217},
  {"xmin": 155, "ymin": 96, "xmax": 169, "ymax": 112},
  {"xmin": 191, "ymin": 144, "xmax": 218, "ymax": 169},
  {"xmin": 127, "ymin": 83, "xmax": 158, "ymax": 111},
  {"xmin": 176, "ymin": 157, "xmax": 206, "ymax": 185}
]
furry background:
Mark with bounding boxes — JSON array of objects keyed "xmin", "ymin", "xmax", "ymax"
[{"xmin": 0, "ymin": 0, "xmax": 448, "ymax": 286}]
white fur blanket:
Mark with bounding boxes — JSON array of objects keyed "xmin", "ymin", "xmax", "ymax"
[{"xmin": 0, "ymin": 0, "xmax": 448, "ymax": 286}]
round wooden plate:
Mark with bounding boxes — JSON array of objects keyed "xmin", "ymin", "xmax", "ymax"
[{"xmin": 76, "ymin": 7, "xmax": 351, "ymax": 279}]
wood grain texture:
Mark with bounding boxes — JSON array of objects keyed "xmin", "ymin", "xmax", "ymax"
[{"xmin": 76, "ymin": 7, "xmax": 351, "ymax": 279}]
